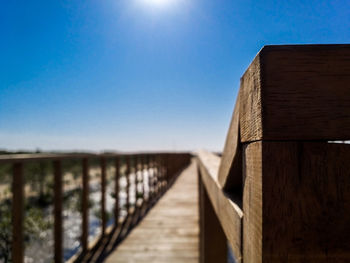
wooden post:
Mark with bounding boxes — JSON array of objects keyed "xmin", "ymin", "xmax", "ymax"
[
  {"xmin": 126, "ymin": 156, "xmax": 130, "ymax": 213},
  {"xmin": 235, "ymin": 45, "xmax": 350, "ymax": 262},
  {"xmin": 100, "ymin": 157, "xmax": 106, "ymax": 235},
  {"xmin": 198, "ymin": 171, "xmax": 227, "ymax": 263},
  {"xmin": 142, "ymin": 155, "xmax": 146, "ymax": 201},
  {"xmin": 137, "ymin": 155, "xmax": 143, "ymax": 204},
  {"xmin": 114, "ymin": 157, "xmax": 120, "ymax": 227},
  {"xmin": 82, "ymin": 158, "xmax": 89, "ymax": 252},
  {"xmin": 53, "ymin": 160, "xmax": 63, "ymax": 263},
  {"xmin": 243, "ymin": 141, "xmax": 350, "ymax": 262},
  {"xmin": 12, "ymin": 162, "xmax": 24, "ymax": 263}
]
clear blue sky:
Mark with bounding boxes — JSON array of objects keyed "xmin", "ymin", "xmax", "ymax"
[{"xmin": 1, "ymin": 0, "xmax": 349, "ymax": 152}]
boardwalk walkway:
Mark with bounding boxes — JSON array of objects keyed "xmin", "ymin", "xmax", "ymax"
[{"xmin": 105, "ymin": 159, "xmax": 199, "ymax": 263}]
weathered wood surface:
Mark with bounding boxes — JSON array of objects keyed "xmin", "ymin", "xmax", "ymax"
[
  {"xmin": 243, "ymin": 141, "xmax": 350, "ymax": 262},
  {"xmin": 199, "ymin": 173, "xmax": 227, "ymax": 263},
  {"xmin": 218, "ymin": 93, "xmax": 242, "ymax": 192},
  {"xmin": 240, "ymin": 44, "xmax": 350, "ymax": 142},
  {"xmin": 197, "ymin": 151, "xmax": 243, "ymax": 262},
  {"xmin": 106, "ymin": 159, "xmax": 199, "ymax": 263}
]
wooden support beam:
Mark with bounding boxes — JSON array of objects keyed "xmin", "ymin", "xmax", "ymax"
[
  {"xmin": 53, "ymin": 160, "xmax": 63, "ymax": 263},
  {"xmin": 197, "ymin": 151, "xmax": 243, "ymax": 262},
  {"xmin": 12, "ymin": 162, "xmax": 24, "ymax": 263},
  {"xmin": 126, "ymin": 157, "xmax": 130, "ymax": 212},
  {"xmin": 240, "ymin": 44, "xmax": 350, "ymax": 142},
  {"xmin": 218, "ymin": 93, "xmax": 242, "ymax": 192},
  {"xmin": 82, "ymin": 158, "xmax": 89, "ymax": 252},
  {"xmin": 199, "ymin": 171, "xmax": 228, "ymax": 263},
  {"xmin": 114, "ymin": 157, "xmax": 120, "ymax": 226},
  {"xmin": 243, "ymin": 141, "xmax": 350, "ymax": 262},
  {"xmin": 100, "ymin": 157, "xmax": 106, "ymax": 235}
]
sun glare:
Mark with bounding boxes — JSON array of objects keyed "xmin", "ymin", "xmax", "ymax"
[{"xmin": 139, "ymin": 0, "xmax": 175, "ymax": 9}]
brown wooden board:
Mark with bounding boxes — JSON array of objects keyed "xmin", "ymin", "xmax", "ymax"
[
  {"xmin": 218, "ymin": 93, "xmax": 242, "ymax": 192},
  {"xmin": 243, "ymin": 141, "xmax": 350, "ymax": 262},
  {"xmin": 199, "ymin": 173, "xmax": 227, "ymax": 263},
  {"xmin": 240, "ymin": 44, "xmax": 350, "ymax": 142},
  {"xmin": 197, "ymin": 151, "xmax": 243, "ymax": 262}
]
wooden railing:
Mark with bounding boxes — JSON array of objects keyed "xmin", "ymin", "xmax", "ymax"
[
  {"xmin": 0, "ymin": 152, "xmax": 191, "ymax": 263},
  {"xmin": 197, "ymin": 44, "xmax": 350, "ymax": 263}
]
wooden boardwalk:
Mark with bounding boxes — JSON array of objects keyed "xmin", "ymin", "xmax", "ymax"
[{"xmin": 105, "ymin": 159, "xmax": 199, "ymax": 263}]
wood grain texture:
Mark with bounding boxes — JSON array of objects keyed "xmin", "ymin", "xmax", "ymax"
[
  {"xmin": 242, "ymin": 142, "xmax": 263, "ymax": 263},
  {"xmin": 105, "ymin": 159, "xmax": 199, "ymax": 263},
  {"xmin": 199, "ymin": 172, "xmax": 227, "ymax": 263},
  {"xmin": 243, "ymin": 141, "xmax": 350, "ymax": 262},
  {"xmin": 197, "ymin": 151, "xmax": 243, "ymax": 262},
  {"xmin": 239, "ymin": 53, "xmax": 263, "ymax": 142},
  {"xmin": 218, "ymin": 93, "xmax": 242, "ymax": 192},
  {"xmin": 240, "ymin": 44, "xmax": 350, "ymax": 142}
]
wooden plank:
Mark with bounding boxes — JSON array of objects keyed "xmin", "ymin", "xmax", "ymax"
[
  {"xmin": 242, "ymin": 142, "xmax": 263, "ymax": 263},
  {"xmin": 199, "ymin": 172, "xmax": 227, "ymax": 263},
  {"xmin": 82, "ymin": 158, "xmax": 89, "ymax": 252},
  {"xmin": 218, "ymin": 93, "xmax": 242, "ymax": 192},
  {"xmin": 105, "ymin": 159, "xmax": 198, "ymax": 263},
  {"xmin": 12, "ymin": 162, "xmax": 24, "ymax": 263},
  {"xmin": 197, "ymin": 151, "xmax": 243, "ymax": 262},
  {"xmin": 53, "ymin": 160, "xmax": 63, "ymax": 263},
  {"xmin": 243, "ymin": 141, "xmax": 350, "ymax": 262},
  {"xmin": 240, "ymin": 44, "xmax": 350, "ymax": 142}
]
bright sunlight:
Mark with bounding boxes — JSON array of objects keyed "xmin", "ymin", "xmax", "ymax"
[{"xmin": 138, "ymin": 0, "xmax": 176, "ymax": 9}]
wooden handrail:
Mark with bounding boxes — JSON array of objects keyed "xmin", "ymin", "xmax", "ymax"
[
  {"xmin": 1, "ymin": 152, "xmax": 191, "ymax": 263},
  {"xmin": 197, "ymin": 151, "xmax": 243, "ymax": 262},
  {"xmin": 198, "ymin": 44, "xmax": 350, "ymax": 263}
]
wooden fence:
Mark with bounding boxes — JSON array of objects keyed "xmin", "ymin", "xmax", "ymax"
[
  {"xmin": 0, "ymin": 152, "xmax": 191, "ymax": 263},
  {"xmin": 197, "ymin": 44, "xmax": 350, "ymax": 262}
]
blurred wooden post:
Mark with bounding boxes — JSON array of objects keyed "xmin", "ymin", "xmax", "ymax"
[
  {"xmin": 53, "ymin": 160, "xmax": 63, "ymax": 263},
  {"xmin": 114, "ymin": 157, "xmax": 120, "ymax": 226},
  {"xmin": 198, "ymin": 171, "xmax": 227, "ymax": 263},
  {"xmin": 151, "ymin": 155, "xmax": 156, "ymax": 202},
  {"xmin": 100, "ymin": 157, "xmax": 106, "ymax": 235},
  {"xmin": 126, "ymin": 156, "xmax": 130, "ymax": 213},
  {"xmin": 156, "ymin": 156, "xmax": 162, "ymax": 194},
  {"xmin": 142, "ymin": 155, "xmax": 147, "ymax": 201},
  {"xmin": 138, "ymin": 155, "xmax": 143, "ymax": 204},
  {"xmin": 82, "ymin": 158, "xmax": 89, "ymax": 252},
  {"xmin": 12, "ymin": 162, "xmax": 24, "ymax": 263}
]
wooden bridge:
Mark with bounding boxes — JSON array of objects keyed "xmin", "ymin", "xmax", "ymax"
[{"xmin": 1, "ymin": 44, "xmax": 350, "ymax": 263}]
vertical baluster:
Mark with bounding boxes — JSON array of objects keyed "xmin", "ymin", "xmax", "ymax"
[
  {"xmin": 146, "ymin": 155, "xmax": 151, "ymax": 202},
  {"xmin": 100, "ymin": 157, "xmax": 106, "ymax": 235},
  {"xmin": 82, "ymin": 158, "xmax": 89, "ymax": 252},
  {"xmin": 135, "ymin": 155, "xmax": 139, "ymax": 207},
  {"xmin": 153, "ymin": 155, "xmax": 158, "ymax": 200},
  {"xmin": 12, "ymin": 162, "xmax": 24, "ymax": 263},
  {"xmin": 149, "ymin": 155, "xmax": 154, "ymax": 202},
  {"xmin": 142, "ymin": 155, "xmax": 146, "ymax": 202},
  {"xmin": 53, "ymin": 160, "xmax": 63, "ymax": 263},
  {"xmin": 138, "ymin": 155, "xmax": 143, "ymax": 205},
  {"xmin": 158, "ymin": 156, "xmax": 163, "ymax": 195},
  {"xmin": 156, "ymin": 155, "xmax": 160, "ymax": 195},
  {"xmin": 114, "ymin": 157, "xmax": 120, "ymax": 227},
  {"xmin": 126, "ymin": 156, "xmax": 130, "ymax": 215},
  {"xmin": 164, "ymin": 156, "xmax": 169, "ymax": 188}
]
